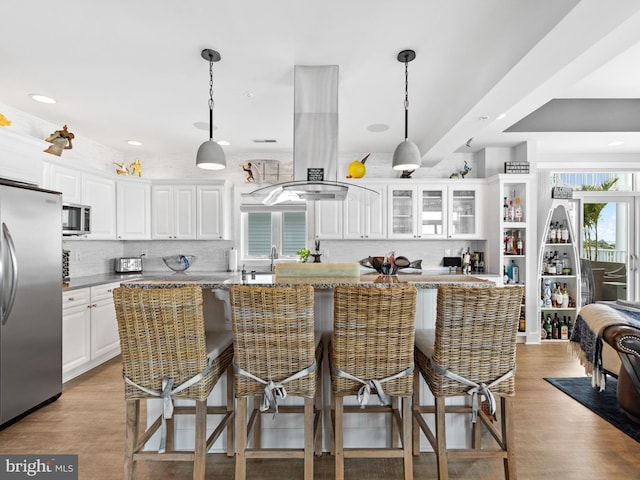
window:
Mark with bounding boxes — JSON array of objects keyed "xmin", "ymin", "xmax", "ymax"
[{"xmin": 242, "ymin": 208, "xmax": 307, "ymax": 259}]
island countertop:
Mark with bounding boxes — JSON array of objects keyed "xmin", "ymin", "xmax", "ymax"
[{"xmin": 120, "ymin": 271, "xmax": 495, "ymax": 289}]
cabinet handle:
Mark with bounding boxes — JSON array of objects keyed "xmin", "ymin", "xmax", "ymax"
[{"xmin": 68, "ymin": 297, "xmax": 74, "ymax": 302}]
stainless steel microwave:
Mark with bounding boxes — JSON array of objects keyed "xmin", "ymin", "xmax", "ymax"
[{"xmin": 62, "ymin": 203, "xmax": 91, "ymax": 236}]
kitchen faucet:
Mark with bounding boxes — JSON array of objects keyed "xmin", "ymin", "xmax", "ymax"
[{"xmin": 270, "ymin": 245, "xmax": 278, "ymax": 272}]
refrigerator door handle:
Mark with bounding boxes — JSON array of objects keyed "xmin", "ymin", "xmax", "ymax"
[{"xmin": 1, "ymin": 222, "xmax": 19, "ymax": 325}]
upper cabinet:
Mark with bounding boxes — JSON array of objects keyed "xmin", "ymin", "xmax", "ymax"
[
  {"xmin": 82, "ymin": 173, "xmax": 117, "ymax": 239},
  {"xmin": 314, "ymin": 200, "xmax": 343, "ymax": 240},
  {"xmin": 43, "ymin": 162, "xmax": 117, "ymax": 239},
  {"xmin": 387, "ymin": 181, "xmax": 484, "ymax": 240},
  {"xmin": 116, "ymin": 178, "xmax": 151, "ymax": 240},
  {"xmin": 196, "ymin": 183, "xmax": 229, "ymax": 240},
  {"xmin": 343, "ymin": 183, "xmax": 387, "ymax": 240},
  {"xmin": 151, "ymin": 183, "xmax": 197, "ymax": 239},
  {"xmin": 447, "ymin": 185, "xmax": 484, "ymax": 239}
]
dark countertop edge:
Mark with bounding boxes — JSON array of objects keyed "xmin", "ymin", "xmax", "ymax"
[{"xmin": 64, "ymin": 273, "xmax": 144, "ymax": 291}]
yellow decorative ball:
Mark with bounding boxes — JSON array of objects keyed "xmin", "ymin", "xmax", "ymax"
[{"xmin": 348, "ymin": 160, "xmax": 366, "ymax": 178}]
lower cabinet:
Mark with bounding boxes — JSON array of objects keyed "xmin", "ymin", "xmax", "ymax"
[{"xmin": 62, "ymin": 282, "xmax": 121, "ymax": 382}]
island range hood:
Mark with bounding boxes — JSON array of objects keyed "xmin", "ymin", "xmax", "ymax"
[{"xmin": 250, "ymin": 65, "xmax": 377, "ymax": 205}]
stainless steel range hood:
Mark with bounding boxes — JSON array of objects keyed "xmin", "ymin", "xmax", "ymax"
[{"xmin": 251, "ymin": 65, "xmax": 375, "ymax": 205}]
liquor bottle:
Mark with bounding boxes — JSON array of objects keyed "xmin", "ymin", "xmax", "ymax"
[
  {"xmin": 561, "ymin": 220, "xmax": 570, "ymax": 243},
  {"xmin": 541, "ymin": 314, "xmax": 547, "ymax": 340},
  {"xmin": 555, "ymin": 222, "xmax": 562, "ymax": 243},
  {"xmin": 567, "ymin": 317, "xmax": 573, "ymax": 339},
  {"xmin": 561, "ymin": 283, "xmax": 569, "ymax": 308},
  {"xmin": 544, "ymin": 315, "xmax": 553, "ymax": 340},
  {"xmin": 515, "ymin": 197, "xmax": 523, "ymax": 221},
  {"xmin": 560, "ymin": 316, "xmax": 569, "ymax": 340},
  {"xmin": 548, "ymin": 222, "xmax": 555, "ymax": 243},
  {"xmin": 503, "ymin": 265, "xmax": 509, "ymax": 284},
  {"xmin": 518, "ymin": 308, "xmax": 526, "ymax": 332},
  {"xmin": 553, "ymin": 283, "xmax": 564, "ymax": 307},
  {"xmin": 503, "ymin": 197, "xmax": 509, "ymax": 221},
  {"xmin": 508, "ymin": 260, "xmax": 519, "ymax": 283},
  {"xmin": 516, "ymin": 233, "xmax": 524, "ymax": 255},
  {"xmin": 552, "ymin": 316, "xmax": 559, "ymax": 339},
  {"xmin": 507, "ymin": 200, "xmax": 515, "ymax": 222}
]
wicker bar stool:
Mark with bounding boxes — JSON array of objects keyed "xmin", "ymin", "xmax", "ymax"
[
  {"xmin": 413, "ymin": 285, "xmax": 524, "ymax": 480},
  {"xmin": 330, "ymin": 285, "xmax": 418, "ymax": 480},
  {"xmin": 113, "ymin": 286, "xmax": 234, "ymax": 480},
  {"xmin": 229, "ymin": 285, "xmax": 323, "ymax": 480}
]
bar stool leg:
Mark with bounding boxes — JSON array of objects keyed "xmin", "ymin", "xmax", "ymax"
[
  {"xmin": 502, "ymin": 397, "xmax": 517, "ymax": 480},
  {"xmin": 304, "ymin": 396, "xmax": 314, "ymax": 479},
  {"xmin": 412, "ymin": 370, "xmax": 421, "ymax": 456},
  {"xmin": 435, "ymin": 396, "xmax": 448, "ymax": 480},
  {"xmin": 236, "ymin": 396, "xmax": 248, "ymax": 480},
  {"xmin": 123, "ymin": 400, "xmax": 138, "ymax": 480},
  {"xmin": 193, "ymin": 400, "xmax": 206, "ymax": 480},
  {"xmin": 402, "ymin": 396, "xmax": 413, "ymax": 480},
  {"xmin": 334, "ymin": 396, "xmax": 345, "ymax": 480},
  {"xmin": 226, "ymin": 365, "xmax": 235, "ymax": 457}
]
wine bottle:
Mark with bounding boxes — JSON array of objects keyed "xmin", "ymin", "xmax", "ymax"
[{"xmin": 515, "ymin": 197, "xmax": 523, "ymax": 221}]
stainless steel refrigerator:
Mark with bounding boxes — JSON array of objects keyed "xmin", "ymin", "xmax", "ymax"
[{"xmin": 0, "ymin": 178, "xmax": 62, "ymax": 428}]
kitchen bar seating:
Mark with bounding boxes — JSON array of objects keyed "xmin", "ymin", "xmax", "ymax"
[
  {"xmin": 413, "ymin": 285, "xmax": 524, "ymax": 480},
  {"xmin": 229, "ymin": 285, "xmax": 323, "ymax": 480},
  {"xmin": 330, "ymin": 285, "xmax": 418, "ymax": 480},
  {"xmin": 112, "ymin": 286, "xmax": 234, "ymax": 480}
]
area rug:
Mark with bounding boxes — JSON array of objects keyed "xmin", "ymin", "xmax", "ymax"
[{"xmin": 544, "ymin": 376, "xmax": 640, "ymax": 444}]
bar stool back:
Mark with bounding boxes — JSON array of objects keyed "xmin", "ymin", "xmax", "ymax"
[
  {"xmin": 413, "ymin": 285, "xmax": 524, "ymax": 480},
  {"xmin": 229, "ymin": 285, "xmax": 323, "ymax": 480},
  {"xmin": 330, "ymin": 285, "xmax": 418, "ymax": 480},
  {"xmin": 113, "ymin": 286, "xmax": 234, "ymax": 480}
]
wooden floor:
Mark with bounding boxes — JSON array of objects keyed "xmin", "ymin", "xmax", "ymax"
[{"xmin": 1, "ymin": 342, "xmax": 640, "ymax": 479}]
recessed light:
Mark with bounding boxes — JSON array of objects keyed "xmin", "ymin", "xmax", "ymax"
[
  {"xmin": 366, "ymin": 124, "xmax": 389, "ymax": 132},
  {"xmin": 127, "ymin": 140, "xmax": 142, "ymax": 146},
  {"xmin": 218, "ymin": 140, "xmax": 230, "ymax": 146},
  {"xmin": 30, "ymin": 94, "xmax": 56, "ymax": 104},
  {"xmin": 497, "ymin": 113, "xmax": 507, "ymax": 120},
  {"xmin": 252, "ymin": 139, "xmax": 277, "ymax": 143},
  {"xmin": 608, "ymin": 141, "xmax": 624, "ymax": 147}
]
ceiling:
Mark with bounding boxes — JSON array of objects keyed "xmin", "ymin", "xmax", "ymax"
[{"xmin": 3, "ymin": 0, "xmax": 640, "ymax": 170}]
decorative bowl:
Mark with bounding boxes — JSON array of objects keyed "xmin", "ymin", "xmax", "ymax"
[
  {"xmin": 368, "ymin": 256, "xmax": 398, "ymax": 275},
  {"xmin": 162, "ymin": 255, "xmax": 196, "ymax": 272}
]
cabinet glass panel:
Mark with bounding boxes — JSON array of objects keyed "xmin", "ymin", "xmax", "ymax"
[
  {"xmin": 420, "ymin": 190, "xmax": 444, "ymax": 235},
  {"xmin": 450, "ymin": 190, "xmax": 476, "ymax": 235},
  {"xmin": 391, "ymin": 189, "xmax": 414, "ymax": 235}
]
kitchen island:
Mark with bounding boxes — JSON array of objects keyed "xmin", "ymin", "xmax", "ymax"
[{"xmin": 121, "ymin": 271, "xmax": 495, "ymax": 454}]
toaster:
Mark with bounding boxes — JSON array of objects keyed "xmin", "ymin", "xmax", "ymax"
[{"xmin": 114, "ymin": 257, "xmax": 143, "ymax": 273}]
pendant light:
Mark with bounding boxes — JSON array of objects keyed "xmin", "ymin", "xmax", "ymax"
[
  {"xmin": 392, "ymin": 49, "xmax": 421, "ymax": 171},
  {"xmin": 196, "ymin": 48, "xmax": 226, "ymax": 170}
]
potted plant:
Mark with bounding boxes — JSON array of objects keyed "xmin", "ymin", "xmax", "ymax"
[{"xmin": 296, "ymin": 247, "xmax": 311, "ymax": 263}]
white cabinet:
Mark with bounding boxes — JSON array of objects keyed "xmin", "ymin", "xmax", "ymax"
[
  {"xmin": 487, "ymin": 174, "xmax": 535, "ymax": 343},
  {"xmin": 46, "ymin": 163, "xmax": 82, "ymax": 204},
  {"xmin": 314, "ymin": 200, "xmax": 343, "ymax": 240},
  {"xmin": 343, "ymin": 184, "xmax": 387, "ymax": 239},
  {"xmin": 389, "ymin": 182, "xmax": 485, "ymax": 240},
  {"xmin": 447, "ymin": 184, "xmax": 484, "ymax": 239},
  {"xmin": 62, "ymin": 282, "xmax": 121, "ymax": 382},
  {"xmin": 196, "ymin": 184, "xmax": 227, "ymax": 239},
  {"xmin": 82, "ymin": 173, "xmax": 117, "ymax": 239},
  {"xmin": 43, "ymin": 162, "xmax": 117, "ymax": 239},
  {"xmin": 152, "ymin": 184, "xmax": 197, "ymax": 239},
  {"xmin": 116, "ymin": 178, "xmax": 151, "ymax": 239}
]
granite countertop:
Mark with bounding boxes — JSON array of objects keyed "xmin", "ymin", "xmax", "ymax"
[{"xmin": 118, "ymin": 271, "xmax": 495, "ymax": 289}]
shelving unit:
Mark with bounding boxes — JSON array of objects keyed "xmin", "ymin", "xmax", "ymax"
[
  {"xmin": 537, "ymin": 201, "xmax": 581, "ymax": 341},
  {"xmin": 487, "ymin": 174, "xmax": 535, "ymax": 343}
]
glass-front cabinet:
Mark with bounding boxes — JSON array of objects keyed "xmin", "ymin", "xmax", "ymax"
[
  {"xmin": 387, "ymin": 182, "xmax": 483, "ymax": 240},
  {"xmin": 387, "ymin": 185, "xmax": 447, "ymax": 239},
  {"xmin": 448, "ymin": 188, "xmax": 479, "ymax": 238}
]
